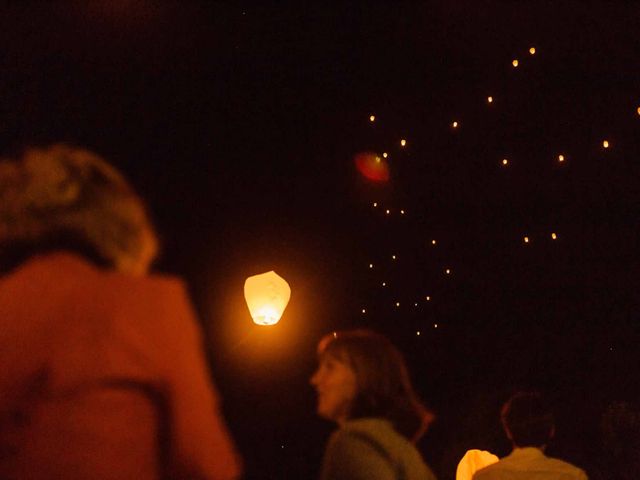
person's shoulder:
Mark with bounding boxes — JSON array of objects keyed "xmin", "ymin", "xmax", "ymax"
[
  {"xmin": 543, "ymin": 455, "xmax": 588, "ymax": 479},
  {"xmin": 472, "ymin": 459, "xmax": 504, "ymax": 480}
]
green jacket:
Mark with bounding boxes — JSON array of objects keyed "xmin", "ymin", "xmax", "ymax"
[{"xmin": 320, "ymin": 418, "xmax": 438, "ymax": 480}]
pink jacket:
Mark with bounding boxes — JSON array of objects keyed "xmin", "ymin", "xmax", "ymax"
[{"xmin": 0, "ymin": 252, "xmax": 241, "ymax": 480}]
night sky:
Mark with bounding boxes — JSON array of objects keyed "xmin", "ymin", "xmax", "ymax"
[{"xmin": 2, "ymin": 3, "xmax": 639, "ymax": 479}]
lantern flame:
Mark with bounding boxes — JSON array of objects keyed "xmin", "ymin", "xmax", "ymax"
[{"xmin": 244, "ymin": 271, "xmax": 291, "ymax": 326}]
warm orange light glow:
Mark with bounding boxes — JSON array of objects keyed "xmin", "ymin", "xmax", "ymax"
[
  {"xmin": 529, "ymin": 47, "xmax": 536, "ymax": 55},
  {"xmin": 416, "ymin": 331, "xmax": 421, "ymax": 336},
  {"xmin": 392, "ymin": 255, "xmax": 396, "ymax": 260},
  {"xmin": 445, "ymin": 268, "xmax": 451, "ymax": 275},
  {"xmin": 487, "ymin": 96, "xmax": 493, "ymax": 103},
  {"xmin": 400, "ymin": 209, "xmax": 405, "ymax": 215},
  {"xmin": 385, "ymin": 209, "xmax": 391, "ymax": 215},
  {"xmin": 637, "ymin": 106, "xmax": 640, "ymax": 116},
  {"xmin": 434, "ymin": 324, "xmax": 438, "ymax": 328},
  {"xmin": 369, "ymin": 263, "xmax": 373, "ymax": 268},
  {"xmin": 382, "ymin": 282, "xmax": 386, "ymax": 286},
  {"xmin": 382, "ymin": 152, "xmax": 388, "ymax": 158},
  {"xmin": 431, "ymin": 239, "xmax": 437, "ymax": 245},
  {"xmin": 452, "ymin": 121, "xmax": 459, "ymax": 128},
  {"xmin": 502, "ymin": 158, "xmax": 509, "ymax": 166},
  {"xmin": 551, "ymin": 232, "xmax": 557, "ymax": 240},
  {"xmin": 354, "ymin": 152, "xmax": 389, "ymax": 183},
  {"xmin": 369, "ymin": 115, "xmax": 375, "ymax": 122},
  {"xmin": 244, "ymin": 271, "xmax": 291, "ymax": 326},
  {"xmin": 400, "ymin": 139, "xmax": 407, "ymax": 147},
  {"xmin": 558, "ymin": 154, "xmax": 565, "ymax": 162},
  {"xmin": 375, "ymin": 156, "xmax": 381, "ymax": 163},
  {"xmin": 512, "ymin": 59, "xmax": 519, "ymax": 67},
  {"xmin": 426, "ymin": 295, "xmax": 431, "ymax": 301},
  {"xmin": 373, "ymin": 202, "xmax": 378, "ymax": 207},
  {"xmin": 362, "ymin": 308, "xmax": 366, "ymax": 313},
  {"xmin": 524, "ymin": 236, "xmax": 530, "ymax": 243},
  {"xmin": 603, "ymin": 140, "xmax": 610, "ymax": 148},
  {"xmin": 395, "ymin": 302, "xmax": 400, "ymax": 307}
]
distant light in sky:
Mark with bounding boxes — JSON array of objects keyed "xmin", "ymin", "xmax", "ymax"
[
  {"xmin": 400, "ymin": 209, "xmax": 405, "ymax": 215},
  {"xmin": 382, "ymin": 152, "xmax": 388, "ymax": 158},
  {"xmin": 487, "ymin": 96, "xmax": 493, "ymax": 103},
  {"xmin": 362, "ymin": 308, "xmax": 366, "ymax": 313},
  {"xmin": 551, "ymin": 232, "xmax": 558, "ymax": 240},
  {"xmin": 414, "ymin": 303, "xmax": 418, "ymax": 307},
  {"xmin": 452, "ymin": 121, "xmax": 459, "ymax": 128},
  {"xmin": 603, "ymin": 140, "xmax": 610, "ymax": 148},
  {"xmin": 558, "ymin": 154, "xmax": 565, "ymax": 162},
  {"xmin": 434, "ymin": 324, "xmax": 438, "ymax": 329},
  {"xmin": 502, "ymin": 158, "xmax": 509, "ymax": 166},
  {"xmin": 529, "ymin": 47, "xmax": 536, "ymax": 55},
  {"xmin": 524, "ymin": 236, "xmax": 530, "ymax": 243},
  {"xmin": 395, "ymin": 302, "xmax": 400, "ymax": 307},
  {"xmin": 382, "ymin": 282, "xmax": 386, "ymax": 287},
  {"xmin": 369, "ymin": 115, "xmax": 375, "ymax": 122},
  {"xmin": 333, "ymin": 331, "xmax": 337, "ymax": 338},
  {"xmin": 369, "ymin": 263, "xmax": 373, "ymax": 268},
  {"xmin": 375, "ymin": 156, "xmax": 381, "ymax": 163},
  {"xmin": 400, "ymin": 139, "xmax": 407, "ymax": 147},
  {"xmin": 637, "ymin": 106, "xmax": 640, "ymax": 116},
  {"xmin": 416, "ymin": 331, "xmax": 421, "ymax": 336},
  {"xmin": 373, "ymin": 202, "xmax": 378, "ymax": 207},
  {"xmin": 426, "ymin": 295, "xmax": 431, "ymax": 301},
  {"xmin": 386, "ymin": 209, "xmax": 391, "ymax": 215},
  {"xmin": 391, "ymin": 255, "xmax": 396, "ymax": 260},
  {"xmin": 445, "ymin": 268, "xmax": 451, "ymax": 275},
  {"xmin": 431, "ymin": 239, "xmax": 437, "ymax": 245},
  {"xmin": 512, "ymin": 59, "xmax": 519, "ymax": 67}
]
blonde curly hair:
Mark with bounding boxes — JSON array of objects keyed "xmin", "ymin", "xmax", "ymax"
[{"xmin": 0, "ymin": 144, "xmax": 158, "ymax": 275}]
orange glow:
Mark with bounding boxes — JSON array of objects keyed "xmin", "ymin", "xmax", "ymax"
[
  {"xmin": 361, "ymin": 308, "xmax": 366, "ymax": 313},
  {"xmin": 400, "ymin": 139, "xmax": 407, "ymax": 147},
  {"xmin": 551, "ymin": 232, "xmax": 557, "ymax": 240},
  {"xmin": 382, "ymin": 282, "xmax": 386, "ymax": 287},
  {"xmin": 445, "ymin": 268, "xmax": 451, "ymax": 275},
  {"xmin": 637, "ymin": 106, "xmax": 640, "ymax": 116},
  {"xmin": 400, "ymin": 209, "xmax": 405, "ymax": 215},
  {"xmin": 382, "ymin": 152, "xmax": 388, "ymax": 158},
  {"xmin": 373, "ymin": 202, "xmax": 378, "ymax": 207},
  {"xmin": 369, "ymin": 263, "xmax": 373, "ymax": 268},
  {"xmin": 502, "ymin": 158, "xmax": 509, "ymax": 166},
  {"xmin": 487, "ymin": 96, "xmax": 493, "ymax": 103},
  {"xmin": 392, "ymin": 255, "xmax": 396, "ymax": 260},
  {"xmin": 354, "ymin": 151, "xmax": 390, "ymax": 182},
  {"xmin": 431, "ymin": 239, "xmax": 437, "ymax": 245},
  {"xmin": 395, "ymin": 302, "xmax": 400, "ymax": 307},
  {"xmin": 529, "ymin": 47, "xmax": 536, "ymax": 55},
  {"xmin": 512, "ymin": 59, "xmax": 519, "ymax": 67},
  {"xmin": 416, "ymin": 331, "xmax": 421, "ymax": 336},
  {"xmin": 386, "ymin": 209, "xmax": 391, "ymax": 215},
  {"xmin": 426, "ymin": 295, "xmax": 431, "ymax": 301},
  {"xmin": 452, "ymin": 121, "xmax": 459, "ymax": 128},
  {"xmin": 603, "ymin": 140, "xmax": 610, "ymax": 148},
  {"xmin": 244, "ymin": 271, "xmax": 291, "ymax": 326},
  {"xmin": 558, "ymin": 154, "xmax": 565, "ymax": 162},
  {"xmin": 369, "ymin": 115, "xmax": 375, "ymax": 122},
  {"xmin": 523, "ymin": 236, "xmax": 530, "ymax": 243},
  {"xmin": 434, "ymin": 323, "xmax": 438, "ymax": 328}
]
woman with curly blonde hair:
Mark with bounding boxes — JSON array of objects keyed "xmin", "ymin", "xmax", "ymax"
[{"xmin": 0, "ymin": 145, "xmax": 241, "ymax": 480}]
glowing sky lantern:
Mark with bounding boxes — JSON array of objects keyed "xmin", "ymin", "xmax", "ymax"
[
  {"xmin": 244, "ymin": 271, "xmax": 291, "ymax": 325},
  {"xmin": 354, "ymin": 152, "xmax": 390, "ymax": 182},
  {"xmin": 456, "ymin": 449, "xmax": 499, "ymax": 480}
]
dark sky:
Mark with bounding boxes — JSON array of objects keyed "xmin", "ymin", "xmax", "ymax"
[{"xmin": 2, "ymin": 3, "xmax": 639, "ymax": 479}]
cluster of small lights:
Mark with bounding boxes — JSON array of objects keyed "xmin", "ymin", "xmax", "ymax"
[{"xmin": 523, "ymin": 233, "xmax": 559, "ymax": 243}]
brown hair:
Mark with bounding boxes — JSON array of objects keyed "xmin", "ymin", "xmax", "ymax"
[
  {"xmin": 317, "ymin": 329, "xmax": 434, "ymax": 442},
  {"xmin": 0, "ymin": 144, "xmax": 158, "ymax": 274}
]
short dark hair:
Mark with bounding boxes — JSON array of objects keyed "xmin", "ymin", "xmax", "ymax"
[
  {"xmin": 317, "ymin": 329, "xmax": 433, "ymax": 442},
  {"xmin": 501, "ymin": 392, "xmax": 554, "ymax": 447}
]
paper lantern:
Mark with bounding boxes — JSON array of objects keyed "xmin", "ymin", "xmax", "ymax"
[
  {"xmin": 456, "ymin": 449, "xmax": 499, "ymax": 480},
  {"xmin": 244, "ymin": 271, "xmax": 291, "ymax": 325}
]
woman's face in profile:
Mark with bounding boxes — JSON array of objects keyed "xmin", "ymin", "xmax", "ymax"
[{"xmin": 310, "ymin": 353, "xmax": 357, "ymax": 425}]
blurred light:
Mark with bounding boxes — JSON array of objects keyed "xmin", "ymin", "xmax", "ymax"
[
  {"xmin": 333, "ymin": 331, "xmax": 337, "ymax": 338},
  {"xmin": 524, "ymin": 236, "xmax": 530, "ymax": 243},
  {"xmin": 395, "ymin": 302, "xmax": 400, "ymax": 307},
  {"xmin": 373, "ymin": 202, "xmax": 378, "ymax": 207},
  {"xmin": 414, "ymin": 303, "xmax": 418, "ymax": 307},
  {"xmin": 452, "ymin": 121, "xmax": 459, "ymax": 128},
  {"xmin": 434, "ymin": 324, "xmax": 438, "ymax": 328},
  {"xmin": 375, "ymin": 156, "xmax": 381, "ymax": 163},
  {"xmin": 382, "ymin": 152, "xmax": 388, "ymax": 158},
  {"xmin": 386, "ymin": 209, "xmax": 391, "ymax": 215},
  {"xmin": 512, "ymin": 59, "xmax": 519, "ymax": 67},
  {"xmin": 369, "ymin": 115, "xmax": 375, "ymax": 122},
  {"xmin": 362, "ymin": 308, "xmax": 366, "ymax": 313},
  {"xmin": 445, "ymin": 268, "xmax": 451, "ymax": 275},
  {"xmin": 502, "ymin": 158, "xmax": 509, "ymax": 166},
  {"xmin": 416, "ymin": 331, "xmax": 421, "ymax": 336},
  {"xmin": 426, "ymin": 296, "xmax": 431, "ymax": 301},
  {"xmin": 431, "ymin": 239, "xmax": 437, "ymax": 245},
  {"xmin": 369, "ymin": 263, "xmax": 373, "ymax": 268},
  {"xmin": 487, "ymin": 96, "xmax": 493, "ymax": 103},
  {"xmin": 603, "ymin": 140, "xmax": 610, "ymax": 148},
  {"xmin": 382, "ymin": 282, "xmax": 386, "ymax": 286},
  {"xmin": 400, "ymin": 139, "xmax": 407, "ymax": 147},
  {"xmin": 354, "ymin": 152, "xmax": 389, "ymax": 183},
  {"xmin": 400, "ymin": 209, "xmax": 405, "ymax": 215},
  {"xmin": 529, "ymin": 47, "xmax": 536, "ymax": 55},
  {"xmin": 551, "ymin": 232, "xmax": 557, "ymax": 240},
  {"xmin": 392, "ymin": 255, "xmax": 396, "ymax": 260},
  {"xmin": 637, "ymin": 106, "xmax": 640, "ymax": 116},
  {"xmin": 558, "ymin": 154, "xmax": 565, "ymax": 162}
]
